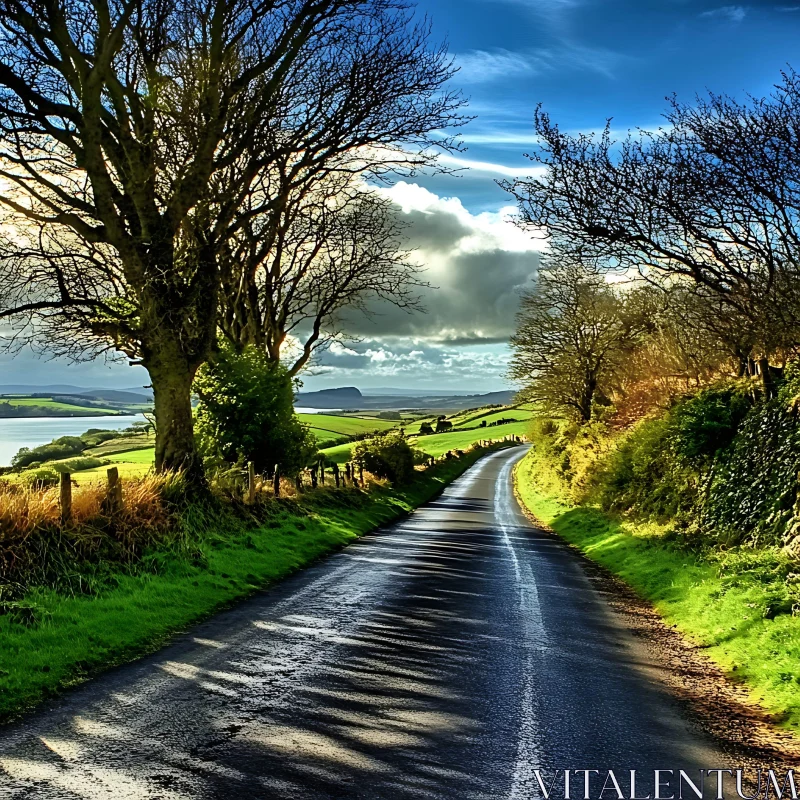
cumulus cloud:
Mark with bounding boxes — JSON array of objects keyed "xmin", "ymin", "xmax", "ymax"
[
  {"xmin": 336, "ymin": 181, "xmax": 544, "ymax": 347},
  {"xmin": 309, "ymin": 339, "xmax": 514, "ymax": 392}
]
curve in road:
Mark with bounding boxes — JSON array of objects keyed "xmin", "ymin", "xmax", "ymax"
[{"xmin": 0, "ymin": 447, "xmax": 728, "ymax": 799}]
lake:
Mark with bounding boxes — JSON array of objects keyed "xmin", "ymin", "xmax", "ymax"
[
  {"xmin": 0, "ymin": 415, "xmax": 149, "ymax": 467},
  {"xmin": 0, "ymin": 408, "xmax": 341, "ymax": 466}
]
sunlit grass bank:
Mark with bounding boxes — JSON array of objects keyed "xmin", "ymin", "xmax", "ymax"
[
  {"xmin": 0, "ymin": 447, "xmax": 502, "ymax": 721},
  {"xmin": 514, "ymin": 449, "xmax": 800, "ymax": 731}
]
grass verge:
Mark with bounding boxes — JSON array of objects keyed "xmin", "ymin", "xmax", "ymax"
[
  {"xmin": 514, "ymin": 449, "xmax": 800, "ymax": 731},
  {"xmin": 0, "ymin": 446, "xmax": 504, "ymax": 722}
]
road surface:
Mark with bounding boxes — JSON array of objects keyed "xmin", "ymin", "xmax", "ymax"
[{"xmin": 0, "ymin": 447, "xmax": 728, "ymax": 799}]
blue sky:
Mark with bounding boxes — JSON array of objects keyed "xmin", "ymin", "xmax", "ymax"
[{"xmin": 5, "ymin": 0, "xmax": 800, "ymax": 394}]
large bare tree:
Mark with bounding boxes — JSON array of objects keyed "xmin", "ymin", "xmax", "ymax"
[{"xmin": 0, "ymin": 0, "xmax": 461, "ymax": 478}]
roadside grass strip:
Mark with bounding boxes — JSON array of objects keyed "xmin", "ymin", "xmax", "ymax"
[
  {"xmin": 514, "ymin": 450, "xmax": 800, "ymax": 731},
  {"xmin": 0, "ymin": 447, "xmax": 506, "ymax": 721}
]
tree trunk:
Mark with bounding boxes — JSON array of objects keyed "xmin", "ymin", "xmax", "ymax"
[
  {"xmin": 757, "ymin": 356, "xmax": 778, "ymax": 400},
  {"xmin": 147, "ymin": 350, "xmax": 202, "ymax": 480},
  {"xmin": 578, "ymin": 374, "xmax": 596, "ymax": 423}
]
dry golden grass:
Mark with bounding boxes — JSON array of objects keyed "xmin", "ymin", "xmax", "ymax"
[{"xmin": 0, "ymin": 473, "xmax": 179, "ymax": 593}]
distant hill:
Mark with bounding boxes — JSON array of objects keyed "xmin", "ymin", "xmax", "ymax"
[
  {"xmin": 296, "ymin": 387, "xmax": 363, "ymax": 407},
  {"xmin": 0, "ymin": 384, "xmax": 90, "ymax": 395},
  {"xmin": 0, "ymin": 384, "xmax": 153, "ymax": 400},
  {"xmin": 78, "ymin": 389, "xmax": 152, "ymax": 403},
  {"xmin": 296, "ymin": 386, "xmax": 514, "ymax": 410}
]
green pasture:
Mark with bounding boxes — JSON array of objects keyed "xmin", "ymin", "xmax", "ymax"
[{"xmin": 0, "ymin": 398, "xmax": 115, "ymax": 415}]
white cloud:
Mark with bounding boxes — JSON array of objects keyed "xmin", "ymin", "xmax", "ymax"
[
  {"xmin": 456, "ymin": 49, "xmax": 537, "ymax": 84},
  {"xmin": 437, "ymin": 153, "xmax": 544, "ymax": 178},
  {"xmin": 700, "ymin": 5, "xmax": 747, "ymax": 22},
  {"xmin": 335, "ymin": 181, "xmax": 544, "ymax": 349}
]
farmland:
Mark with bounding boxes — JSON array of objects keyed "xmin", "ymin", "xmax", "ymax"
[
  {"xmin": 319, "ymin": 415, "xmax": 531, "ymax": 463},
  {"xmin": 297, "ymin": 413, "xmax": 398, "ymax": 443},
  {"xmin": 6, "ymin": 405, "xmax": 530, "ymax": 482},
  {"xmin": 0, "ymin": 397, "xmax": 118, "ymax": 417}
]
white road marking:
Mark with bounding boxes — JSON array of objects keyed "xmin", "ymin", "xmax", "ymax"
[{"xmin": 495, "ymin": 451, "xmax": 549, "ymax": 800}]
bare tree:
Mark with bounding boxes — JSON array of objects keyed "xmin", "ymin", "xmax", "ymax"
[
  {"xmin": 510, "ymin": 262, "xmax": 652, "ymax": 422},
  {"xmin": 502, "ymin": 75, "xmax": 800, "ymax": 394},
  {"xmin": 0, "ymin": 0, "xmax": 462, "ymax": 479},
  {"xmin": 215, "ymin": 10, "xmax": 463, "ymax": 373},
  {"xmin": 220, "ymin": 175, "xmax": 425, "ymax": 374}
]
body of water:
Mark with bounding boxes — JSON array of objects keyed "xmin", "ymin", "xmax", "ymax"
[{"xmin": 0, "ymin": 415, "xmax": 149, "ymax": 467}]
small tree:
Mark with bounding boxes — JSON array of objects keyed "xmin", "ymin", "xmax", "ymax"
[
  {"xmin": 510, "ymin": 262, "xmax": 652, "ymax": 422},
  {"xmin": 419, "ymin": 421, "xmax": 434, "ymax": 435},
  {"xmin": 353, "ymin": 430, "xmax": 415, "ymax": 483},
  {"xmin": 194, "ymin": 344, "xmax": 316, "ymax": 477},
  {"xmin": 435, "ymin": 417, "xmax": 452, "ymax": 432}
]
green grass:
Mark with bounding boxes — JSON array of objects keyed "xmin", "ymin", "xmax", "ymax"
[
  {"xmin": 61, "ymin": 447, "xmax": 156, "ymax": 484},
  {"xmin": 107, "ymin": 448, "xmax": 156, "ymax": 464},
  {"xmin": 298, "ymin": 413, "xmax": 398, "ymax": 440},
  {"xmin": 411, "ymin": 420, "xmax": 530, "ymax": 457},
  {"xmin": 0, "ymin": 398, "xmax": 116, "ymax": 415},
  {"xmin": 85, "ymin": 434, "xmax": 155, "ymax": 457},
  {"xmin": 319, "ymin": 441, "xmax": 356, "ymax": 464},
  {"xmin": 452, "ymin": 408, "xmax": 533, "ymax": 428},
  {"xmin": 0, "ymin": 448, "xmax": 496, "ymax": 720},
  {"xmin": 514, "ymin": 449, "xmax": 800, "ymax": 731}
]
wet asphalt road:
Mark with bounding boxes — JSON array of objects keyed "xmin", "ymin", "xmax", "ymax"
[{"xmin": 0, "ymin": 446, "xmax": 728, "ymax": 799}]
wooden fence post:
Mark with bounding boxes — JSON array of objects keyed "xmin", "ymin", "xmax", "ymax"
[
  {"xmin": 345, "ymin": 462, "xmax": 352, "ymax": 484},
  {"xmin": 319, "ymin": 462, "xmax": 325, "ymax": 485},
  {"xmin": 333, "ymin": 463, "xmax": 340, "ymax": 488},
  {"xmin": 60, "ymin": 472, "xmax": 72, "ymax": 525},
  {"xmin": 310, "ymin": 466, "xmax": 318, "ymax": 489},
  {"xmin": 273, "ymin": 467, "xmax": 280, "ymax": 498},
  {"xmin": 359, "ymin": 462, "xmax": 364, "ymax": 487},
  {"xmin": 107, "ymin": 466, "xmax": 122, "ymax": 513},
  {"xmin": 247, "ymin": 461, "xmax": 256, "ymax": 504},
  {"xmin": 295, "ymin": 473, "xmax": 302, "ymax": 493}
]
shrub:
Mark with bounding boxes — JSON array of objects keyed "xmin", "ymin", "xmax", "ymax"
[
  {"xmin": 194, "ymin": 343, "xmax": 317, "ymax": 476},
  {"xmin": 353, "ymin": 431, "xmax": 416, "ymax": 484},
  {"xmin": 704, "ymin": 400, "xmax": 800, "ymax": 546},
  {"xmin": 668, "ymin": 384, "xmax": 753, "ymax": 467},
  {"xmin": 12, "ymin": 436, "xmax": 86, "ymax": 469},
  {"xmin": 419, "ymin": 422, "xmax": 434, "ymax": 435}
]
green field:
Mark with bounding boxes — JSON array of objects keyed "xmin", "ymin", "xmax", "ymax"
[
  {"xmin": 0, "ymin": 398, "xmax": 116, "ymax": 416},
  {"xmin": 452, "ymin": 408, "xmax": 534, "ymax": 428},
  {"xmin": 85, "ymin": 434, "xmax": 155, "ymax": 457},
  {"xmin": 411, "ymin": 420, "xmax": 530, "ymax": 456},
  {"xmin": 319, "ymin": 416, "xmax": 530, "ymax": 463},
  {"xmin": 70, "ymin": 448, "xmax": 155, "ymax": 484},
  {"xmin": 297, "ymin": 413, "xmax": 398, "ymax": 442}
]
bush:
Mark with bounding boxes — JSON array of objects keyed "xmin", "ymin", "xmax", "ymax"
[
  {"xmin": 12, "ymin": 436, "xmax": 86, "ymax": 469},
  {"xmin": 194, "ymin": 343, "xmax": 317, "ymax": 476},
  {"xmin": 419, "ymin": 422, "xmax": 434, "ymax": 435},
  {"xmin": 353, "ymin": 431, "xmax": 416, "ymax": 484},
  {"xmin": 668, "ymin": 384, "xmax": 753, "ymax": 467}
]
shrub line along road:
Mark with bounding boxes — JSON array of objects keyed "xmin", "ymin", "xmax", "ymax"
[{"xmin": 0, "ymin": 448, "xmax": 727, "ymax": 799}]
